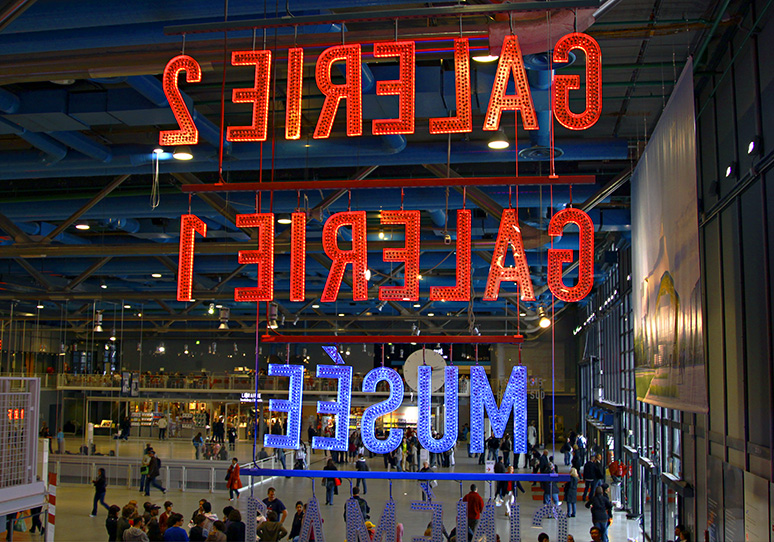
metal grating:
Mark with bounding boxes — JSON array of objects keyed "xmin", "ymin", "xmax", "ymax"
[{"xmin": 0, "ymin": 378, "xmax": 39, "ymax": 489}]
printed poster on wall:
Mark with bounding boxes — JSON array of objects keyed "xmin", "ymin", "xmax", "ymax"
[{"xmin": 631, "ymin": 57, "xmax": 708, "ymax": 412}]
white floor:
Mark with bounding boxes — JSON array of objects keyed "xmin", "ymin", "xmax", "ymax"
[{"xmin": 13, "ymin": 437, "xmax": 644, "ymax": 542}]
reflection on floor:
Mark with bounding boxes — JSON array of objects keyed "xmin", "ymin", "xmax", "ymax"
[{"xmin": 17, "ymin": 436, "xmax": 644, "ymax": 541}]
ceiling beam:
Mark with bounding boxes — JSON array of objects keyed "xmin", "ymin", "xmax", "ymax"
[
  {"xmin": 63, "ymin": 257, "xmax": 112, "ymax": 292},
  {"xmin": 0, "ymin": 0, "xmax": 38, "ymax": 33},
  {"xmin": 13, "ymin": 257, "xmax": 54, "ymax": 290},
  {"xmin": 0, "ymin": 212, "xmax": 32, "ymax": 244},
  {"xmin": 170, "ymin": 172, "xmax": 255, "ymax": 237},
  {"xmin": 40, "ymin": 174, "xmax": 130, "ymax": 244}
]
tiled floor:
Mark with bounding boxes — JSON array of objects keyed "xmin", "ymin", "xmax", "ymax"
[{"xmin": 10, "ymin": 437, "xmax": 644, "ymax": 541}]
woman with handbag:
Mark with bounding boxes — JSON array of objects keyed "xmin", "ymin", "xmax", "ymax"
[
  {"xmin": 225, "ymin": 458, "xmax": 242, "ymax": 502},
  {"xmin": 322, "ymin": 459, "xmax": 338, "ymax": 506}
]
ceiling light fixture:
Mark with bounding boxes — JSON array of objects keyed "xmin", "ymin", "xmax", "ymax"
[
  {"xmin": 75, "ymin": 223, "xmax": 90, "ymax": 230},
  {"xmin": 208, "ymin": 303, "xmax": 216, "ymax": 315},
  {"xmin": 472, "ymin": 53, "xmax": 499, "ymax": 63},
  {"xmin": 93, "ymin": 310, "xmax": 104, "ymax": 333},
  {"xmin": 124, "ymin": 304, "xmax": 131, "ymax": 309},
  {"xmin": 184, "ymin": 344, "xmax": 189, "ymax": 355},
  {"xmin": 277, "ymin": 216, "xmax": 292, "ymax": 225},
  {"xmin": 156, "ymin": 342, "xmax": 166, "ymax": 354},
  {"xmin": 36, "ymin": 303, "xmax": 44, "ymax": 309},
  {"xmin": 364, "ymin": 269, "xmax": 371, "ymax": 281},
  {"xmin": 268, "ymin": 302, "xmax": 279, "ymax": 329},
  {"xmin": 378, "ymin": 230, "xmax": 385, "ymax": 240},
  {"xmin": 218, "ymin": 307, "xmax": 230, "ymax": 330},
  {"xmin": 377, "ymin": 300, "xmax": 387, "ymax": 311},
  {"xmin": 173, "ymin": 146, "xmax": 194, "ymax": 160},
  {"xmin": 151, "ymin": 273, "xmax": 162, "ymax": 278},
  {"xmin": 487, "ymin": 129, "xmax": 510, "ymax": 150},
  {"xmin": 153, "ymin": 147, "xmax": 164, "ymax": 155},
  {"xmin": 538, "ymin": 307, "xmax": 551, "ymax": 329},
  {"xmin": 312, "ymin": 303, "xmax": 320, "ymax": 309},
  {"xmin": 293, "ymin": 315, "xmax": 299, "ymax": 326},
  {"xmin": 109, "ymin": 329, "xmax": 117, "ymax": 341},
  {"xmin": 100, "ymin": 280, "xmax": 107, "ymax": 289}
]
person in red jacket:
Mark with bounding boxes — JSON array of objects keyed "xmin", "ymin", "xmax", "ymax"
[
  {"xmin": 226, "ymin": 458, "xmax": 242, "ymax": 502},
  {"xmin": 461, "ymin": 484, "xmax": 484, "ymax": 534}
]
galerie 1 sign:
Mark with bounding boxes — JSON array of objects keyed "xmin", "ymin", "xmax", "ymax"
[
  {"xmin": 263, "ymin": 363, "xmax": 528, "ymax": 455},
  {"xmin": 177, "ymin": 207, "xmax": 595, "ymax": 304}
]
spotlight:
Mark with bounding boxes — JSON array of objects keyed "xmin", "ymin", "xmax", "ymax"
[
  {"xmin": 280, "ymin": 314, "xmax": 286, "ymax": 326},
  {"xmin": 377, "ymin": 300, "xmax": 387, "ymax": 311},
  {"xmin": 109, "ymin": 329, "xmax": 116, "ymax": 342},
  {"xmin": 363, "ymin": 344, "xmax": 367, "ymax": 353},
  {"xmin": 487, "ymin": 129, "xmax": 509, "ymax": 150},
  {"xmin": 364, "ymin": 269, "xmax": 371, "ymax": 281},
  {"xmin": 173, "ymin": 146, "xmax": 193, "ymax": 160},
  {"xmin": 184, "ymin": 344, "xmax": 189, "ymax": 355},
  {"xmin": 378, "ymin": 230, "xmax": 385, "ymax": 240},
  {"xmin": 94, "ymin": 311, "xmax": 104, "ymax": 333},
  {"xmin": 725, "ymin": 162, "xmax": 736, "ymax": 178},
  {"xmin": 748, "ymin": 137, "xmax": 762, "ymax": 155},
  {"xmin": 208, "ymin": 303, "xmax": 216, "ymax": 315},
  {"xmin": 473, "ymin": 326, "xmax": 480, "ymax": 336},
  {"xmin": 293, "ymin": 315, "xmax": 299, "ymax": 326},
  {"xmin": 268, "ymin": 302, "xmax": 279, "ymax": 329},
  {"xmin": 218, "ymin": 307, "xmax": 230, "ymax": 330},
  {"xmin": 153, "ymin": 147, "xmax": 164, "ymax": 155},
  {"xmin": 390, "ymin": 344, "xmax": 395, "ymax": 354},
  {"xmin": 538, "ymin": 307, "xmax": 551, "ymax": 329},
  {"xmin": 156, "ymin": 342, "xmax": 166, "ymax": 354},
  {"xmin": 100, "ymin": 280, "xmax": 107, "ymax": 289},
  {"xmin": 345, "ymin": 347, "xmax": 351, "ymax": 356}
]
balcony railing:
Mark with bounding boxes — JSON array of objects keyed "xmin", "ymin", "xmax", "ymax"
[{"xmin": 55, "ymin": 372, "xmax": 475, "ymax": 396}]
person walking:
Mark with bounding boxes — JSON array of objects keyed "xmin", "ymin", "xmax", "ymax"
[
  {"xmin": 56, "ymin": 427, "xmax": 65, "ymax": 454},
  {"xmin": 90, "ymin": 467, "xmax": 110, "ymax": 517},
  {"xmin": 145, "ymin": 450, "xmax": 167, "ymax": 496},
  {"xmin": 503, "ymin": 466, "xmax": 525, "ymax": 517},
  {"xmin": 157, "ymin": 416, "xmax": 168, "ymax": 441},
  {"xmin": 354, "ymin": 453, "xmax": 369, "ymax": 494},
  {"xmin": 565, "ymin": 468, "xmax": 579, "ymax": 517},
  {"xmin": 582, "ymin": 457, "xmax": 596, "ymax": 501},
  {"xmin": 462, "ymin": 484, "xmax": 484, "ymax": 535},
  {"xmin": 585, "ymin": 486, "xmax": 613, "ymax": 542},
  {"xmin": 140, "ymin": 444, "xmax": 153, "ymax": 494},
  {"xmin": 343, "ymin": 486, "xmax": 370, "ymax": 523},
  {"xmin": 192, "ymin": 433, "xmax": 204, "ymax": 460},
  {"xmin": 225, "ymin": 458, "xmax": 242, "ymax": 502},
  {"xmin": 322, "ymin": 459, "xmax": 338, "ymax": 506}
]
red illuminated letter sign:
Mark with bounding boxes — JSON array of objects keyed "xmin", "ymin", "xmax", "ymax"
[
  {"xmin": 484, "ymin": 208, "xmax": 535, "ymax": 301},
  {"xmin": 226, "ymin": 50, "xmax": 272, "ymax": 142},
  {"xmin": 160, "ymin": 55, "xmax": 202, "ymax": 146},
  {"xmin": 285, "ymin": 48, "xmax": 304, "ymax": 140},
  {"xmin": 290, "ymin": 211, "xmax": 307, "ymax": 302},
  {"xmin": 553, "ymin": 33, "xmax": 602, "ymax": 130},
  {"xmin": 430, "ymin": 209, "xmax": 471, "ymax": 301},
  {"xmin": 234, "ymin": 213, "xmax": 275, "ymax": 302},
  {"xmin": 177, "ymin": 214, "xmax": 207, "ymax": 302},
  {"xmin": 547, "ymin": 208, "xmax": 594, "ymax": 302},
  {"xmin": 314, "ymin": 44, "xmax": 362, "ymax": 138},
  {"xmin": 372, "ymin": 41, "xmax": 415, "ymax": 135},
  {"xmin": 429, "ymin": 38, "xmax": 472, "ymax": 134},
  {"xmin": 321, "ymin": 211, "xmax": 368, "ymax": 302},
  {"xmin": 379, "ymin": 210, "xmax": 421, "ymax": 301},
  {"xmin": 483, "ymin": 35, "xmax": 538, "ymax": 132}
]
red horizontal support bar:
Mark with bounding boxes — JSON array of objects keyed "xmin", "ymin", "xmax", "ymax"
[
  {"xmin": 260, "ymin": 334, "xmax": 523, "ymax": 344},
  {"xmin": 182, "ymin": 175, "xmax": 595, "ymax": 194}
]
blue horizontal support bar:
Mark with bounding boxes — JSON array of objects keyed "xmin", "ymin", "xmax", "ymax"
[{"xmin": 242, "ymin": 467, "xmax": 570, "ymax": 483}]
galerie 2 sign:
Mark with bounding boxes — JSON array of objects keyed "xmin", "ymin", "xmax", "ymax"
[{"xmin": 262, "ymin": 363, "xmax": 528, "ymax": 454}]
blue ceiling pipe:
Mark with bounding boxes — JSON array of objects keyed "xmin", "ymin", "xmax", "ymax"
[
  {"xmin": 4, "ymin": 0, "xmax": 433, "ymax": 34},
  {"xmin": 0, "ymin": 117, "xmax": 67, "ymax": 163},
  {"xmin": 49, "ymin": 131, "xmax": 112, "ymax": 162},
  {"xmin": 0, "ymin": 137, "xmax": 629, "ymax": 179},
  {"xmin": 0, "ymin": 186, "xmax": 612, "ymax": 221}
]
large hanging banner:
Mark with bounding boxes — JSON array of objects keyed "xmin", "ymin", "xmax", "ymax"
[{"xmin": 632, "ymin": 57, "xmax": 708, "ymax": 412}]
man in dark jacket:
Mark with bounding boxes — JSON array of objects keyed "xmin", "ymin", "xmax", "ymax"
[
  {"xmin": 582, "ymin": 458, "xmax": 596, "ymax": 501},
  {"xmin": 144, "ymin": 450, "xmax": 167, "ymax": 496},
  {"xmin": 585, "ymin": 486, "xmax": 613, "ymax": 542},
  {"xmin": 343, "ymin": 486, "xmax": 370, "ymax": 522}
]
